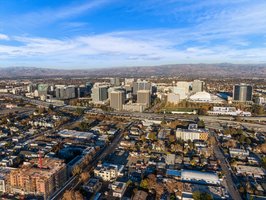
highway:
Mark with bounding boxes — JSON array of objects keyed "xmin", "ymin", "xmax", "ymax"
[
  {"xmin": 211, "ymin": 131, "xmax": 242, "ymax": 200},
  {"xmin": 200, "ymin": 116, "xmax": 266, "ymax": 132},
  {"xmin": 49, "ymin": 122, "xmax": 132, "ymax": 200}
]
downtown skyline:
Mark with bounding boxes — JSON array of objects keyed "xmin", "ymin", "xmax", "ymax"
[{"xmin": 0, "ymin": 0, "xmax": 266, "ymax": 68}]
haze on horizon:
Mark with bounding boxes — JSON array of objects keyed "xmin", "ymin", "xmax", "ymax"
[{"xmin": 0, "ymin": 0, "xmax": 266, "ymax": 69}]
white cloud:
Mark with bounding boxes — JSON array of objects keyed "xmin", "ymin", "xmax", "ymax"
[
  {"xmin": 0, "ymin": 30, "xmax": 266, "ymax": 68},
  {"xmin": 0, "ymin": 33, "xmax": 9, "ymax": 40}
]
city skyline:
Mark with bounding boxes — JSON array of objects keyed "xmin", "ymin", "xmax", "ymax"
[{"xmin": 0, "ymin": 0, "xmax": 266, "ymax": 68}]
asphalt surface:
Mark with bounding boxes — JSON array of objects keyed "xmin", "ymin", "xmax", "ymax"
[{"xmin": 212, "ymin": 132, "xmax": 242, "ymax": 200}]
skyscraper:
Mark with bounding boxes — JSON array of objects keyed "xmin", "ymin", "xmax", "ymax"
[
  {"xmin": 110, "ymin": 90, "xmax": 125, "ymax": 110},
  {"xmin": 37, "ymin": 84, "xmax": 49, "ymax": 96},
  {"xmin": 137, "ymin": 90, "xmax": 151, "ymax": 107},
  {"xmin": 192, "ymin": 80, "xmax": 204, "ymax": 93},
  {"xmin": 133, "ymin": 80, "xmax": 151, "ymax": 95},
  {"xmin": 110, "ymin": 78, "xmax": 120, "ymax": 86},
  {"xmin": 91, "ymin": 85, "xmax": 108, "ymax": 103},
  {"xmin": 233, "ymin": 83, "xmax": 253, "ymax": 102},
  {"xmin": 55, "ymin": 85, "xmax": 76, "ymax": 100},
  {"xmin": 176, "ymin": 81, "xmax": 191, "ymax": 93}
]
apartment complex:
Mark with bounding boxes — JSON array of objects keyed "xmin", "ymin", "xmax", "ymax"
[
  {"xmin": 9, "ymin": 158, "xmax": 67, "ymax": 199},
  {"xmin": 176, "ymin": 124, "xmax": 209, "ymax": 141}
]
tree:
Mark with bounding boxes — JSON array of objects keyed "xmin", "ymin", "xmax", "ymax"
[
  {"xmin": 252, "ymin": 104, "xmax": 265, "ymax": 115},
  {"xmin": 80, "ymin": 172, "xmax": 90, "ymax": 183},
  {"xmin": 245, "ymin": 138, "xmax": 251, "ymax": 145},
  {"xmin": 79, "ymin": 122, "xmax": 89, "ymax": 131},
  {"xmin": 72, "ymin": 165, "xmax": 82, "ymax": 176},
  {"xmin": 62, "ymin": 190, "xmax": 84, "ymax": 200},
  {"xmin": 169, "ymin": 135, "xmax": 176, "ymax": 143},
  {"xmin": 37, "ymin": 107, "xmax": 46, "ymax": 114},
  {"xmin": 140, "ymin": 179, "xmax": 148, "ymax": 189},
  {"xmin": 148, "ymin": 132, "xmax": 157, "ymax": 140},
  {"xmin": 235, "ymin": 116, "xmax": 242, "ymax": 122},
  {"xmin": 258, "ymin": 142, "xmax": 266, "ymax": 154},
  {"xmin": 63, "ymin": 190, "xmax": 74, "ymax": 200},
  {"xmin": 76, "ymin": 108, "xmax": 84, "ymax": 116},
  {"xmin": 239, "ymin": 134, "xmax": 246, "ymax": 144},
  {"xmin": 192, "ymin": 191, "xmax": 213, "ymax": 200},
  {"xmin": 48, "ymin": 104, "xmax": 54, "ymax": 111},
  {"xmin": 208, "ymin": 136, "xmax": 216, "ymax": 146},
  {"xmin": 197, "ymin": 120, "xmax": 205, "ymax": 128},
  {"xmin": 198, "ymin": 108, "xmax": 207, "ymax": 115},
  {"xmin": 261, "ymin": 157, "xmax": 266, "ymax": 169}
]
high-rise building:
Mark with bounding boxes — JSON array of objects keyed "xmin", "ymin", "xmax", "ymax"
[
  {"xmin": 85, "ymin": 82, "xmax": 93, "ymax": 94},
  {"xmin": 27, "ymin": 84, "xmax": 37, "ymax": 93},
  {"xmin": 124, "ymin": 78, "xmax": 134, "ymax": 86},
  {"xmin": 9, "ymin": 158, "xmax": 67, "ymax": 199},
  {"xmin": 124, "ymin": 78, "xmax": 134, "ymax": 92},
  {"xmin": 91, "ymin": 86, "xmax": 108, "ymax": 103},
  {"xmin": 110, "ymin": 78, "xmax": 120, "ymax": 86},
  {"xmin": 110, "ymin": 90, "xmax": 125, "ymax": 110},
  {"xmin": 176, "ymin": 81, "xmax": 191, "ymax": 93},
  {"xmin": 173, "ymin": 87, "xmax": 187, "ymax": 100},
  {"xmin": 233, "ymin": 84, "xmax": 253, "ymax": 102},
  {"xmin": 55, "ymin": 85, "xmax": 76, "ymax": 100},
  {"xmin": 37, "ymin": 84, "xmax": 49, "ymax": 96},
  {"xmin": 133, "ymin": 80, "xmax": 151, "ymax": 95},
  {"xmin": 137, "ymin": 90, "xmax": 151, "ymax": 107},
  {"xmin": 192, "ymin": 80, "xmax": 204, "ymax": 93},
  {"xmin": 76, "ymin": 86, "xmax": 87, "ymax": 98},
  {"xmin": 167, "ymin": 93, "xmax": 180, "ymax": 104}
]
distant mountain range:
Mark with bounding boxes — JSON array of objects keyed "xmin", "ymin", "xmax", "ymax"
[{"xmin": 0, "ymin": 64, "xmax": 265, "ymax": 78}]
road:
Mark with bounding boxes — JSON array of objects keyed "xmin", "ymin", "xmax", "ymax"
[
  {"xmin": 211, "ymin": 132, "xmax": 242, "ymax": 200},
  {"xmin": 49, "ymin": 122, "xmax": 132, "ymax": 200},
  {"xmin": 200, "ymin": 116, "xmax": 266, "ymax": 132},
  {"xmin": 0, "ymin": 107, "xmax": 35, "ymax": 116},
  {"xmin": 0, "ymin": 93, "xmax": 67, "ymax": 108}
]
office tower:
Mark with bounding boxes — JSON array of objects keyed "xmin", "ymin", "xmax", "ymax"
[
  {"xmin": 173, "ymin": 87, "xmax": 187, "ymax": 100},
  {"xmin": 124, "ymin": 78, "xmax": 134, "ymax": 86},
  {"xmin": 124, "ymin": 78, "xmax": 134, "ymax": 92},
  {"xmin": 133, "ymin": 80, "xmax": 151, "ymax": 95},
  {"xmin": 65, "ymin": 86, "xmax": 76, "ymax": 99},
  {"xmin": 192, "ymin": 80, "xmax": 204, "ymax": 93},
  {"xmin": 85, "ymin": 82, "xmax": 93, "ymax": 94},
  {"xmin": 55, "ymin": 85, "xmax": 76, "ymax": 100},
  {"xmin": 110, "ymin": 90, "xmax": 125, "ymax": 110},
  {"xmin": 167, "ymin": 93, "xmax": 180, "ymax": 104},
  {"xmin": 233, "ymin": 83, "xmax": 253, "ymax": 102},
  {"xmin": 110, "ymin": 78, "xmax": 120, "ymax": 86},
  {"xmin": 91, "ymin": 85, "xmax": 108, "ymax": 102},
  {"xmin": 76, "ymin": 86, "xmax": 86, "ymax": 98},
  {"xmin": 176, "ymin": 81, "xmax": 191, "ymax": 93},
  {"xmin": 37, "ymin": 84, "xmax": 49, "ymax": 96},
  {"xmin": 27, "ymin": 84, "xmax": 37, "ymax": 93},
  {"xmin": 9, "ymin": 158, "xmax": 67, "ymax": 199},
  {"xmin": 137, "ymin": 90, "xmax": 151, "ymax": 107}
]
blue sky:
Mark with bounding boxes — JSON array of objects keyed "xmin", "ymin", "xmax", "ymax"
[{"xmin": 0, "ymin": 0, "xmax": 266, "ymax": 68}]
